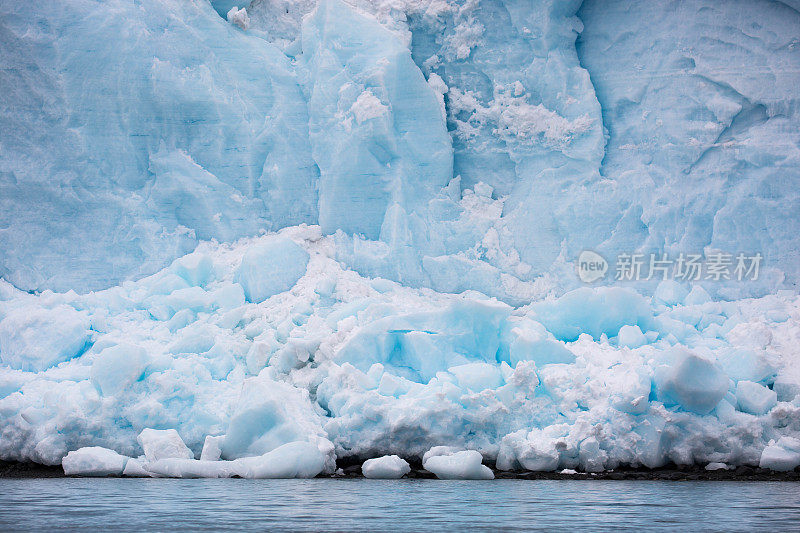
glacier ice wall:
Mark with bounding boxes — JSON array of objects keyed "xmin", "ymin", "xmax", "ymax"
[
  {"xmin": 299, "ymin": 0, "xmax": 452, "ymax": 238},
  {"xmin": 0, "ymin": 0, "xmax": 799, "ymax": 474},
  {"xmin": 577, "ymin": 0, "xmax": 800, "ymax": 294},
  {"xmin": 2, "ymin": 0, "xmax": 797, "ymax": 298},
  {"xmin": 0, "ymin": 0, "xmax": 319, "ymax": 292}
]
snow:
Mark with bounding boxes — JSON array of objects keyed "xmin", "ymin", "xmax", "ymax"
[
  {"xmin": 0, "ymin": 0, "xmax": 798, "ymax": 478},
  {"xmin": 362, "ymin": 455, "xmax": 411, "ymax": 479},
  {"xmin": 423, "ymin": 450, "xmax": 494, "ymax": 480}
]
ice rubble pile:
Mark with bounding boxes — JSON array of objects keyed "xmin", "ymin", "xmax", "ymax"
[
  {"xmin": 0, "ymin": 229, "xmax": 798, "ymax": 477},
  {"xmin": 0, "ymin": 0, "xmax": 799, "ymax": 476}
]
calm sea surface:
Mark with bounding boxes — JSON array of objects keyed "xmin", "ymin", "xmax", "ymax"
[{"xmin": 0, "ymin": 478, "xmax": 798, "ymax": 531}]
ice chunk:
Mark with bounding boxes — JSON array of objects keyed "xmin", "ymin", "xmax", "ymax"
[
  {"xmin": 617, "ymin": 325, "xmax": 647, "ymax": 349},
  {"xmin": 235, "ymin": 238, "xmax": 309, "ymax": 303},
  {"xmin": 234, "ymin": 441, "xmax": 326, "ymax": 479},
  {"xmin": 211, "ymin": 1, "xmax": 252, "ymax": 17},
  {"xmin": 200, "ymin": 435, "xmax": 225, "ymax": 462},
  {"xmin": 684, "ymin": 286, "xmax": 712, "ymax": 306},
  {"xmin": 531, "ymin": 288, "xmax": 651, "ymax": 342},
  {"xmin": 497, "ymin": 431, "xmax": 560, "ymax": 472},
  {"xmin": 90, "ymin": 344, "xmax": 149, "ymax": 396},
  {"xmin": 504, "ymin": 319, "xmax": 576, "ymax": 366},
  {"xmin": 759, "ymin": 437, "xmax": 800, "ymax": 472},
  {"xmin": 169, "ymin": 252, "xmax": 216, "ymax": 288},
  {"xmin": 362, "ymin": 455, "xmax": 411, "ymax": 479},
  {"xmin": 774, "ymin": 368, "xmax": 800, "ymax": 402},
  {"xmin": 226, "ymin": 7, "xmax": 250, "ymax": 30},
  {"xmin": 137, "ymin": 429, "xmax": 194, "ymax": 462},
  {"xmin": 138, "ymin": 441, "xmax": 327, "ymax": 479},
  {"xmin": 422, "ymin": 446, "xmax": 461, "ymax": 464},
  {"xmin": 578, "ymin": 437, "xmax": 607, "ymax": 473},
  {"xmin": 62, "ymin": 447, "xmax": 128, "ymax": 476},
  {"xmin": 705, "ymin": 462, "xmax": 729, "ymax": 471},
  {"xmin": 221, "ymin": 374, "xmax": 328, "ymax": 460},
  {"xmin": 653, "ymin": 281, "xmax": 689, "ymax": 307},
  {"xmin": 423, "ymin": 449, "xmax": 494, "ymax": 480},
  {"xmin": 449, "ymin": 363, "xmax": 503, "ymax": 392},
  {"xmin": 717, "ymin": 348, "xmax": 777, "ymax": 384},
  {"xmin": 0, "ymin": 305, "xmax": 90, "ymax": 372},
  {"xmin": 121, "ymin": 458, "xmax": 154, "ymax": 477},
  {"xmin": 735, "ymin": 380, "xmax": 777, "ymax": 415},
  {"xmin": 145, "ymin": 458, "xmax": 235, "ymax": 479},
  {"xmin": 654, "ymin": 349, "xmax": 729, "ymax": 414}
]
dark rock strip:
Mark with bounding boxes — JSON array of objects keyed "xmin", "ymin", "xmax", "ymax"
[
  {"xmin": 327, "ymin": 461, "xmax": 800, "ymax": 481},
  {"xmin": 2, "ymin": 459, "xmax": 798, "ymax": 480},
  {"xmin": 0, "ymin": 460, "xmax": 64, "ymax": 478}
]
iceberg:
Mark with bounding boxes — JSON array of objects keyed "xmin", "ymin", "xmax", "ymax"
[
  {"xmin": 362, "ymin": 455, "xmax": 411, "ymax": 479},
  {"xmin": 423, "ymin": 449, "xmax": 494, "ymax": 480},
  {"xmin": 62, "ymin": 447, "xmax": 129, "ymax": 477},
  {"xmin": 0, "ymin": 0, "xmax": 797, "ymax": 477}
]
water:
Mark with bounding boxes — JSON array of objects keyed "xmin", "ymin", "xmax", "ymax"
[{"xmin": 0, "ymin": 479, "xmax": 798, "ymax": 531}]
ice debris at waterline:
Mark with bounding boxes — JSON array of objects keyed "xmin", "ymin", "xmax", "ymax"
[
  {"xmin": 1, "ymin": 0, "xmax": 799, "ymax": 478},
  {"xmin": 63, "ymin": 429, "xmax": 328, "ymax": 478},
  {"xmin": 0, "ymin": 228, "xmax": 797, "ymax": 477}
]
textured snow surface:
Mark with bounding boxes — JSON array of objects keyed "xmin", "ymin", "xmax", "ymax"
[{"xmin": 0, "ymin": 0, "xmax": 799, "ymax": 475}]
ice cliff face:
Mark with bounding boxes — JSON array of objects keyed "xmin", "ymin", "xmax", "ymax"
[
  {"xmin": 0, "ymin": 0, "xmax": 799, "ymax": 475},
  {"xmin": 1, "ymin": 0, "xmax": 319, "ymax": 291},
  {"xmin": 4, "ymin": 0, "xmax": 798, "ymax": 296},
  {"xmin": 577, "ymin": 0, "xmax": 800, "ymax": 296}
]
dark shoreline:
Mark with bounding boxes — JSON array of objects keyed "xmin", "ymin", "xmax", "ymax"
[{"xmin": 2, "ymin": 459, "xmax": 799, "ymax": 481}]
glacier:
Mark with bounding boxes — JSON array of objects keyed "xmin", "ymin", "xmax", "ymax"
[{"xmin": 0, "ymin": 0, "xmax": 799, "ymax": 477}]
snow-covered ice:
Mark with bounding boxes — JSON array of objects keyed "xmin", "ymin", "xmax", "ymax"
[
  {"xmin": 423, "ymin": 449, "xmax": 494, "ymax": 480},
  {"xmin": 759, "ymin": 438, "xmax": 800, "ymax": 472},
  {"xmin": 0, "ymin": 0, "xmax": 798, "ymax": 478},
  {"xmin": 62, "ymin": 447, "xmax": 129, "ymax": 477},
  {"xmin": 362, "ymin": 455, "xmax": 411, "ymax": 479}
]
